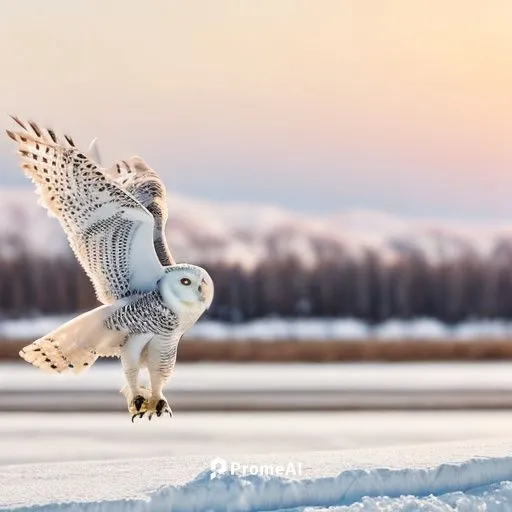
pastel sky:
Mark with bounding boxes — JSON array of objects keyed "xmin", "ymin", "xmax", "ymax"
[{"xmin": 2, "ymin": 0, "xmax": 512, "ymax": 219}]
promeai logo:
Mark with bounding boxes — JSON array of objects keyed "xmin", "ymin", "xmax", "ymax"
[
  {"xmin": 210, "ymin": 457, "xmax": 228, "ymax": 479},
  {"xmin": 209, "ymin": 457, "xmax": 302, "ymax": 479}
]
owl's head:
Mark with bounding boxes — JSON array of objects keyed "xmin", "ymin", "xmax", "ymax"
[{"xmin": 159, "ymin": 264, "xmax": 214, "ymax": 327}]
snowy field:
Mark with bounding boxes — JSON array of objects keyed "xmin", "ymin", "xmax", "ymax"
[
  {"xmin": 5, "ymin": 315, "xmax": 512, "ymax": 340},
  {"xmin": 4, "ymin": 410, "xmax": 512, "ymax": 467},
  {"xmin": 5, "ymin": 362, "xmax": 512, "ymax": 410},
  {"xmin": 4, "ymin": 363, "xmax": 512, "ymax": 509},
  {"xmin": 190, "ymin": 318, "xmax": 512, "ymax": 341},
  {"xmin": 4, "ymin": 438, "xmax": 512, "ymax": 511}
]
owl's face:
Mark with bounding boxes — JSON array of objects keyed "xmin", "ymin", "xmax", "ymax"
[{"xmin": 159, "ymin": 264, "xmax": 214, "ymax": 326}]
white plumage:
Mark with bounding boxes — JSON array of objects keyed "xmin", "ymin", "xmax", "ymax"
[{"xmin": 6, "ymin": 116, "xmax": 214, "ymax": 420}]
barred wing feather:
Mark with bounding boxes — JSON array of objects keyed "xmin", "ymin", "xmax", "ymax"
[
  {"xmin": 6, "ymin": 116, "xmax": 164, "ymax": 304},
  {"xmin": 105, "ymin": 156, "xmax": 175, "ymax": 266}
]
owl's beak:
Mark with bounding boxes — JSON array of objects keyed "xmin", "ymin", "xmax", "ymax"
[{"xmin": 199, "ymin": 278, "xmax": 214, "ymax": 309}]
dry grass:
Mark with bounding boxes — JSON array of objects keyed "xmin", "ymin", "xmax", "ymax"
[{"xmin": 3, "ymin": 338, "xmax": 512, "ymax": 362}]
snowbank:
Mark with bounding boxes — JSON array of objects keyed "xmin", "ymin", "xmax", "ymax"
[
  {"xmin": 191, "ymin": 317, "xmax": 512, "ymax": 341},
  {"xmin": 306, "ymin": 482, "xmax": 512, "ymax": 511},
  {"xmin": 3, "ymin": 439, "xmax": 512, "ymax": 511},
  {"xmin": 5, "ymin": 316, "xmax": 512, "ymax": 341},
  {"xmin": 104, "ymin": 456, "xmax": 512, "ymax": 512}
]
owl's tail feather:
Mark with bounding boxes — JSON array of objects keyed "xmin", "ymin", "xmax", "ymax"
[{"xmin": 20, "ymin": 304, "xmax": 126, "ymax": 374}]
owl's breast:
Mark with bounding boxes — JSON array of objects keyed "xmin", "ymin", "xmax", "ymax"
[{"xmin": 104, "ymin": 291, "xmax": 179, "ymax": 336}]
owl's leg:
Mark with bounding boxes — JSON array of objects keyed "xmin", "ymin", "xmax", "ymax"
[
  {"xmin": 145, "ymin": 337, "xmax": 178, "ymax": 419},
  {"xmin": 120, "ymin": 333, "xmax": 153, "ymax": 420}
]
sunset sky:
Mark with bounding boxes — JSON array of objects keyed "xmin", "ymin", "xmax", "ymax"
[{"xmin": 2, "ymin": 1, "xmax": 512, "ymax": 219}]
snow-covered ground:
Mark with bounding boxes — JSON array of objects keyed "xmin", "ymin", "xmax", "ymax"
[
  {"xmin": 190, "ymin": 317, "xmax": 512, "ymax": 341},
  {"xmin": 4, "ymin": 363, "xmax": 512, "ymax": 509},
  {"xmin": 4, "ymin": 362, "xmax": 512, "ymax": 510},
  {"xmin": 4, "ymin": 362, "xmax": 512, "ymax": 411},
  {"xmin": 4, "ymin": 410, "xmax": 512, "ymax": 466},
  {"xmin": 4, "ymin": 362, "xmax": 512, "ymax": 393},
  {"xmin": 3, "ymin": 439, "xmax": 512, "ymax": 511},
  {"xmin": 4, "ymin": 315, "xmax": 512, "ymax": 340}
]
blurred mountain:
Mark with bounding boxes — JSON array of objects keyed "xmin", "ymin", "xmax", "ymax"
[{"xmin": 1, "ymin": 189, "xmax": 512, "ymax": 268}]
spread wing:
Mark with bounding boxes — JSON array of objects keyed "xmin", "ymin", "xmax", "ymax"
[
  {"xmin": 6, "ymin": 116, "xmax": 164, "ymax": 305},
  {"xmin": 104, "ymin": 157, "xmax": 175, "ymax": 266}
]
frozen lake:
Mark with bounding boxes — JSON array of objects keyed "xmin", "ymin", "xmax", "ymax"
[{"xmin": 4, "ymin": 410, "xmax": 512, "ymax": 466}]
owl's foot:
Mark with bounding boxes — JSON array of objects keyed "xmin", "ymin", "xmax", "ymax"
[
  {"xmin": 137, "ymin": 397, "xmax": 173, "ymax": 420},
  {"xmin": 121, "ymin": 384, "xmax": 151, "ymax": 421},
  {"xmin": 130, "ymin": 395, "xmax": 149, "ymax": 422},
  {"xmin": 155, "ymin": 398, "xmax": 173, "ymax": 418}
]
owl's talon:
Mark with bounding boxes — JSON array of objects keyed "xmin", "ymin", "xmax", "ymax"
[
  {"xmin": 132, "ymin": 411, "xmax": 146, "ymax": 422},
  {"xmin": 127, "ymin": 389, "xmax": 150, "ymax": 418},
  {"xmin": 141, "ymin": 398, "xmax": 173, "ymax": 419},
  {"xmin": 133, "ymin": 395, "xmax": 145, "ymax": 412},
  {"xmin": 156, "ymin": 398, "xmax": 173, "ymax": 418}
]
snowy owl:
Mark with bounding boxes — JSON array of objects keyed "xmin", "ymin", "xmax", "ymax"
[{"xmin": 6, "ymin": 116, "xmax": 214, "ymax": 421}]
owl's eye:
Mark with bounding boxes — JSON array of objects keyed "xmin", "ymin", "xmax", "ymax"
[{"xmin": 180, "ymin": 278, "xmax": 192, "ymax": 286}]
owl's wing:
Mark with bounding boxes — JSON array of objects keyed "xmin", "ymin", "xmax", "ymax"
[
  {"xmin": 104, "ymin": 157, "xmax": 175, "ymax": 266},
  {"xmin": 6, "ymin": 116, "xmax": 164, "ymax": 304}
]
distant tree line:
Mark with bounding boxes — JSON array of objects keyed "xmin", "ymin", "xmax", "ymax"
[{"xmin": 3, "ymin": 248, "xmax": 512, "ymax": 323}]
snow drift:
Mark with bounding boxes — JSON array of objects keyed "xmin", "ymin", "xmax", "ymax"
[
  {"xmin": 5, "ymin": 315, "xmax": 512, "ymax": 341},
  {"xmin": 3, "ymin": 439, "xmax": 512, "ymax": 511}
]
